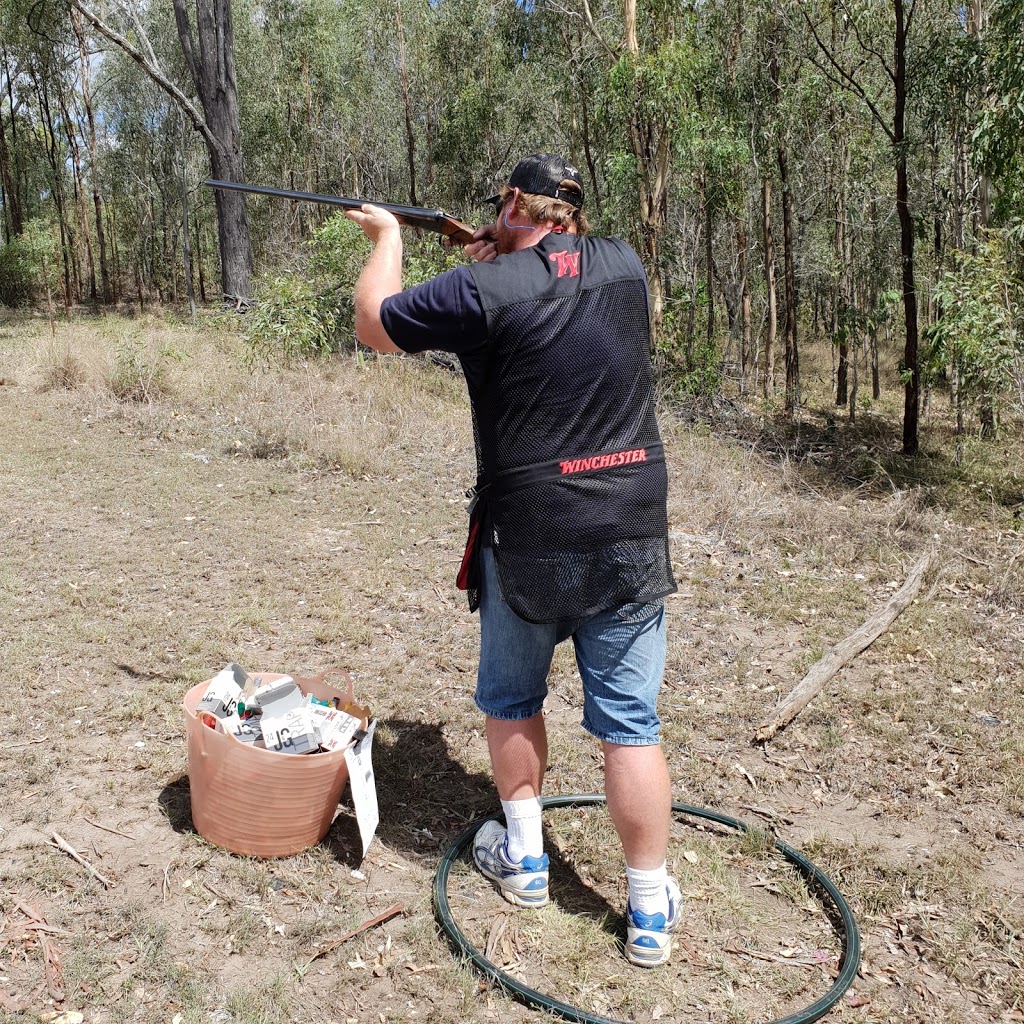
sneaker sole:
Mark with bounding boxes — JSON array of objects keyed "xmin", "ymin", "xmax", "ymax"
[
  {"xmin": 625, "ymin": 937, "xmax": 672, "ymax": 967},
  {"xmin": 473, "ymin": 860, "xmax": 550, "ymax": 908},
  {"xmin": 498, "ymin": 887, "xmax": 549, "ymax": 909}
]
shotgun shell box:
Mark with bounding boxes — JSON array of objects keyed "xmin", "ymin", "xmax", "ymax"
[
  {"xmin": 260, "ymin": 706, "xmax": 320, "ymax": 755},
  {"xmin": 248, "ymin": 676, "xmax": 303, "ymax": 713},
  {"xmin": 222, "ymin": 714, "xmax": 263, "ymax": 745},
  {"xmin": 310, "ymin": 704, "xmax": 362, "ymax": 752},
  {"xmin": 197, "ymin": 668, "xmax": 244, "ymax": 719}
]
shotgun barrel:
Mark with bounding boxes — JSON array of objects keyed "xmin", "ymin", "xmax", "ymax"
[{"xmin": 203, "ymin": 179, "xmax": 477, "ymax": 246}]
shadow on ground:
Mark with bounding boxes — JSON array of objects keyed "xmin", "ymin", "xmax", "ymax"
[{"xmin": 158, "ymin": 717, "xmax": 617, "ymax": 924}]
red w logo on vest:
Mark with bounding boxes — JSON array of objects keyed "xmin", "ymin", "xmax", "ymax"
[{"xmin": 549, "ymin": 250, "xmax": 581, "ymax": 278}]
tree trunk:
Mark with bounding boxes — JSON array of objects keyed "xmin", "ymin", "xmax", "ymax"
[
  {"xmin": 195, "ymin": 218, "xmax": 207, "ymax": 302},
  {"xmin": 55, "ymin": 73, "xmax": 97, "ymax": 303},
  {"xmin": 395, "ymin": 7, "xmax": 418, "ymax": 207},
  {"xmin": 0, "ymin": 103, "xmax": 20, "ymax": 242},
  {"xmin": 705, "ymin": 195, "xmax": 715, "ymax": 351},
  {"xmin": 0, "ymin": 49, "xmax": 24, "ymax": 241},
  {"xmin": 71, "ymin": 8, "xmax": 111, "ymax": 303},
  {"xmin": 761, "ymin": 176, "xmax": 777, "ymax": 399},
  {"xmin": 180, "ymin": 116, "xmax": 196, "ymax": 318},
  {"xmin": 622, "ymin": 0, "xmax": 668, "ymax": 340},
  {"xmin": 574, "ymin": 23, "xmax": 602, "ymax": 217},
  {"xmin": 737, "ymin": 217, "xmax": 752, "ymax": 394},
  {"xmin": 778, "ymin": 141, "xmax": 799, "ymax": 415},
  {"xmin": 172, "ymin": 0, "xmax": 252, "ymax": 304},
  {"xmin": 835, "ymin": 140, "xmax": 851, "ymax": 407},
  {"xmin": 32, "ymin": 69, "xmax": 73, "ymax": 311},
  {"xmin": 849, "ymin": 280, "xmax": 859, "ymax": 423},
  {"xmin": 893, "ymin": 0, "xmax": 919, "ymax": 455}
]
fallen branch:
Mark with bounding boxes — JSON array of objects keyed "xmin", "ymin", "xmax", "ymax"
[
  {"xmin": 20, "ymin": 923, "xmax": 72, "ymax": 935},
  {"xmin": 48, "ymin": 832, "xmax": 115, "ymax": 888},
  {"xmin": 755, "ymin": 551, "xmax": 933, "ymax": 743},
  {"xmin": 723, "ymin": 943, "xmax": 835, "ymax": 974},
  {"xmin": 40, "ymin": 932, "xmax": 65, "ymax": 1002},
  {"xmin": 83, "ymin": 816, "xmax": 136, "ymax": 840},
  {"xmin": 299, "ymin": 902, "xmax": 403, "ymax": 969}
]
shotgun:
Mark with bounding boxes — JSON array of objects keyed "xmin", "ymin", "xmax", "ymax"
[{"xmin": 203, "ymin": 179, "xmax": 477, "ymax": 246}]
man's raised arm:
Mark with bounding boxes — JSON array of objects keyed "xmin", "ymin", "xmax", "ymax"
[{"xmin": 345, "ymin": 204, "xmax": 404, "ymax": 354}]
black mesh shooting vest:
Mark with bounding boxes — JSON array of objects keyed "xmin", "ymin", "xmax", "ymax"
[{"xmin": 466, "ymin": 233, "xmax": 676, "ymax": 623}]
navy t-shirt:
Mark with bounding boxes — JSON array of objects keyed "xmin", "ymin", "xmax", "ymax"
[
  {"xmin": 380, "ymin": 267, "xmax": 485, "ymax": 355},
  {"xmin": 380, "ymin": 266, "xmax": 490, "ymax": 399}
]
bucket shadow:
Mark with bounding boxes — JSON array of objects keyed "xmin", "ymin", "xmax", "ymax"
[
  {"xmin": 353, "ymin": 717, "xmax": 495, "ymax": 859},
  {"xmin": 157, "ymin": 717, "xmax": 617, "ymax": 926},
  {"xmin": 157, "ymin": 773, "xmax": 195, "ymax": 835}
]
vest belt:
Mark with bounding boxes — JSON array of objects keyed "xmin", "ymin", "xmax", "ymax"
[{"xmin": 488, "ymin": 442, "xmax": 664, "ymax": 496}]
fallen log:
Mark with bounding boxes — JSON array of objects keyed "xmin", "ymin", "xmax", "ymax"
[{"xmin": 754, "ymin": 551, "xmax": 933, "ymax": 743}]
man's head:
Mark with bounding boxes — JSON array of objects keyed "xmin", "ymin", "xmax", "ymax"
[{"xmin": 488, "ymin": 153, "xmax": 589, "ymax": 240}]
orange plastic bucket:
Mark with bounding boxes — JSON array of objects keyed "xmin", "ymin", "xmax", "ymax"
[{"xmin": 183, "ymin": 670, "xmax": 361, "ymax": 857}]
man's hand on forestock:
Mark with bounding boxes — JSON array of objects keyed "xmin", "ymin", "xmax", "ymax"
[
  {"xmin": 465, "ymin": 223, "xmax": 498, "ymax": 263},
  {"xmin": 345, "ymin": 203, "xmax": 402, "ymax": 243}
]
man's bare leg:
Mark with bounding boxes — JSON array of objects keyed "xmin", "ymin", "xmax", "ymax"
[
  {"xmin": 605, "ymin": 740, "xmax": 679, "ymax": 965},
  {"xmin": 603, "ymin": 741, "xmax": 671, "ymax": 868},
  {"xmin": 486, "ymin": 713, "xmax": 547, "ymax": 799},
  {"xmin": 473, "ymin": 714, "xmax": 550, "ymax": 906}
]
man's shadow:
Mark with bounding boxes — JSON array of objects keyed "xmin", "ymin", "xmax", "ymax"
[{"xmin": 158, "ymin": 717, "xmax": 617, "ymax": 926}]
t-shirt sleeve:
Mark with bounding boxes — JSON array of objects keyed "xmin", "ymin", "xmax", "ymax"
[{"xmin": 380, "ymin": 266, "xmax": 488, "ymax": 356}]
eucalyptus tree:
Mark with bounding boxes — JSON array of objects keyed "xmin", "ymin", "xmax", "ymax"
[
  {"xmin": 927, "ymin": 235, "xmax": 1024, "ymax": 452},
  {"xmin": 537, "ymin": 0, "xmax": 710, "ymax": 335},
  {"xmin": 13, "ymin": 3, "xmax": 86, "ymax": 308},
  {"xmin": 102, "ymin": 50, "xmax": 195, "ymax": 305},
  {"xmin": 972, "ymin": 0, "xmax": 1024, "ymax": 232},
  {"xmin": 425, "ymin": 0, "xmax": 547, "ymax": 212},
  {"xmin": 796, "ymin": 0, "xmax": 938, "ymax": 454},
  {"xmin": 0, "ymin": 37, "xmax": 25, "ymax": 242},
  {"xmin": 70, "ymin": 0, "xmax": 254, "ymax": 304}
]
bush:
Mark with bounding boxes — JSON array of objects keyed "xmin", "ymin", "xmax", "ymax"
[
  {"xmin": 243, "ymin": 214, "xmax": 365, "ymax": 366},
  {"xmin": 244, "ymin": 273, "xmax": 347, "ymax": 367},
  {"xmin": 0, "ymin": 220, "xmax": 58, "ymax": 307},
  {"xmin": 38, "ymin": 345, "xmax": 87, "ymax": 392},
  {"xmin": 925, "ymin": 232, "xmax": 1024, "ymax": 430},
  {"xmin": 109, "ymin": 335, "xmax": 181, "ymax": 402},
  {"xmin": 655, "ymin": 301, "xmax": 723, "ymax": 398},
  {"xmin": 243, "ymin": 213, "xmax": 466, "ymax": 367}
]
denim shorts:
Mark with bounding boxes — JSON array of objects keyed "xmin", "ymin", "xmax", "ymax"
[{"xmin": 474, "ymin": 547, "xmax": 666, "ymax": 745}]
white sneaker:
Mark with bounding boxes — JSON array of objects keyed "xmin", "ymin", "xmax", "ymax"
[
  {"xmin": 472, "ymin": 820, "xmax": 550, "ymax": 908},
  {"xmin": 625, "ymin": 877, "xmax": 682, "ymax": 967}
]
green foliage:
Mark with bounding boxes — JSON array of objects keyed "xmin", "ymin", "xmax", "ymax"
[
  {"xmin": 306, "ymin": 214, "xmax": 370, "ymax": 283},
  {"xmin": 0, "ymin": 220, "xmax": 59, "ymax": 307},
  {"xmin": 244, "ymin": 274, "xmax": 345, "ymax": 367},
  {"xmin": 242, "ymin": 213, "xmax": 463, "ymax": 367},
  {"xmin": 970, "ymin": 0, "xmax": 1024, "ymax": 184},
  {"xmin": 655, "ymin": 303, "xmax": 723, "ymax": 398},
  {"xmin": 924, "ymin": 233, "xmax": 1024, "ymax": 425},
  {"xmin": 243, "ymin": 214, "xmax": 365, "ymax": 366},
  {"xmin": 403, "ymin": 239, "xmax": 466, "ymax": 287},
  {"xmin": 109, "ymin": 334, "xmax": 184, "ymax": 403}
]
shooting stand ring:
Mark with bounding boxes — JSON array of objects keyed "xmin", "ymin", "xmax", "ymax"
[{"xmin": 433, "ymin": 795, "xmax": 860, "ymax": 1024}]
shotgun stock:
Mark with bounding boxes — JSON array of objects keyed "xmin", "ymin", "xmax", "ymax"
[{"xmin": 203, "ymin": 179, "xmax": 477, "ymax": 246}]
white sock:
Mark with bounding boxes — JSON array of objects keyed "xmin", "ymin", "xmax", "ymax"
[
  {"xmin": 626, "ymin": 862, "xmax": 669, "ymax": 918},
  {"xmin": 501, "ymin": 796, "xmax": 544, "ymax": 861}
]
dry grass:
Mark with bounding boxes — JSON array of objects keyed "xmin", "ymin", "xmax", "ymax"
[{"xmin": 0, "ymin": 307, "xmax": 1022, "ymax": 1024}]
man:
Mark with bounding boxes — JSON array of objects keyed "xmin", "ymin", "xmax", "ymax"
[{"xmin": 346, "ymin": 154, "xmax": 680, "ymax": 967}]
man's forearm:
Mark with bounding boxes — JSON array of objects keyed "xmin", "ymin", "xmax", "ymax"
[{"xmin": 353, "ymin": 229, "xmax": 403, "ymax": 353}]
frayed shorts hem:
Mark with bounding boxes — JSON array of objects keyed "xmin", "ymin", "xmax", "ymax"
[
  {"xmin": 474, "ymin": 698, "xmax": 545, "ymax": 722},
  {"xmin": 581, "ymin": 718, "xmax": 662, "ymax": 746}
]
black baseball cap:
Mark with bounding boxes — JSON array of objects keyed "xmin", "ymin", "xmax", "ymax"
[{"xmin": 486, "ymin": 153, "xmax": 585, "ymax": 210}]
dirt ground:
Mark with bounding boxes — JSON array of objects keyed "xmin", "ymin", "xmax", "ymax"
[{"xmin": 1, "ymin": 310, "xmax": 1022, "ymax": 1024}]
